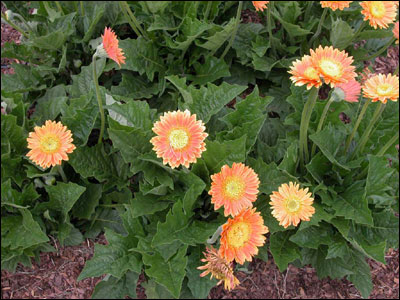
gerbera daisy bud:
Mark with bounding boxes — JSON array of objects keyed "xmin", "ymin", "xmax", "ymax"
[
  {"xmin": 252, "ymin": 1, "xmax": 269, "ymax": 12},
  {"xmin": 362, "ymin": 73, "xmax": 399, "ymax": 104},
  {"xmin": 197, "ymin": 246, "xmax": 240, "ymax": 291},
  {"xmin": 94, "ymin": 43, "xmax": 109, "ymax": 60},
  {"xmin": 269, "ymin": 182, "xmax": 315, "ymax": 228},
  {"xmin": 101, "ymin": 27, "xmax": 126, "ymax": 67},
  {"xmin": 219, "ymin": 208, "xmax": 269, "ymax": 265},
  {"xmin": 335, "ymin": 79, "xmax": 361, "ymax": 103},
  {"xmin": 26, "ymin": 120, "xmax": 76, "ymax": 169},
  {"xmin": 209, "ymin": 163, "xmax": 260, "ymax": 217},
  {"xmin": 150, "ymin": 110, "xmax": 208, "ymax": 169},
  {"xmin": 360, "ymin": 1, "xmax": 397, "ymax": 29},
  {"xmin": 320, "ymin": 1, "xmax": 352, "ymax": 11}
]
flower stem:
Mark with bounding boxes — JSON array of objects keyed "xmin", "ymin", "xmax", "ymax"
[
  {"xmin": 203, "ymin": 1, "xmax": 212, "ymax": 21},
  {"xmin": 309, "ymin": 8, "xmax": 327, "ymax": 48},
  {"xmin": 267, "ymin": 1, "xmax": 276, "ymax": 56},
  {"xmin": 119, "ymin": 1, "xmax": 148, "ymax": 40},
  {"xmin": 364, "ymin": 37, "xmax": 396, "ymax": 61},
  {"xmin": 351, "ymin": 101, "xmax": 385, "ymax": 159},
  {"xmin": 299, "ymin": 87, "xmax": 319, "ymax": 168},
  {"xmin": 220, "ymin": 1, "xmax": 243, "ymax": 59},
  {"xmin": 92, "ymin": 55, "xmax": 105, "ymax": 144},
  {"xmin": 344, "ymin": 98, "xmax": 371, "ymax": 153},
  {"xmin": 56, "ymin": 164, "xmax": 67, "ymax": 183},
  {"xmin": 55, "ymin": 1, "xmax": 64, "ymax": 15},
  {"xmin": 304, "ymin": 1, "xmax": 313, "ymax": 21},
  {"xmin": 207, "ymin": 225, "xmax": 223, "ymax": 244},
  {"xmin": 311, "ymin": 96, "xmax": 335, "ymax": 157},
  {"xmin": 353, "ymin": 21, "xmax": 366, "ymax": 39},
  {"xmin": 1, "ymin": 12, "xmax": 29, "ymax": 38},
  {"xmin": 80, "ymin": 1, "xmax": 85, "ymax": 16}
]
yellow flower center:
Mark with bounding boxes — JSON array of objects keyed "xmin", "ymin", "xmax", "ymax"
[
  {"xmin": 304, "ymin": 67, "xmax": 319, "ymax": 80},
  {"xmin": 376, "ymin": 83, "xmax": 393, "ymax": 97},
  {"xmin": 319, "ymin": 59, "xmax": 342, "ymax": 78},
  {"xmin": 169, "ymin": 129, "xmax": 189, "ymax": 150},
  {"xmin": 370, "ymin": 1, "xmax": 386, "ymax": 18},
  {"xmin": 227, "ymin": 221, "xmax": 251, "ymax": 248},
  {"xmin": 224, "ymin": 177, "xmax": 245, "ymax": 199},
  {"xmin": 286, "ymin": 197, "xmax": 301, "ymax": 213},
  {"xmin": 39, "ymin": 134, "xmax": 61, "ymax": 154}
]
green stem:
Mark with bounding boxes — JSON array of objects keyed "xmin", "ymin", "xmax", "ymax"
[
  {"xmin": 267, "ymin": 1, "xmax": 276, "ymax": 56},
  {"xmin": 119, "ymin": 1, "xmax": 148, "ymax": 40},
  {"xmin": 12, "ymin": 13, "xmax": 34, "ymax": 33},
  {"xmin": 1, "ymin": 12, "xmax": 29, "ymax": 38},
  {"xmin": 92, "ymin": 55, "xmax": 105, "ymax": 144},
  {"xmin": 55, "ymin": 1, "xmax": 64, "ymax": 15},
  {"xmin": 364, "ymin": 37, "xmax": 396, "ymax": 61},
  {"xmin": 311, "ymin": 96, "xmax": 335, "ymax": 157},
  {"xmin": 304, "ymin": 1, "xmax": 313, "ymax": 21},
  {"xmin": 299, "ymin": 87, "xmax": 319, "ymax": 168},
  {"xmin": 352, "ymin": 102, "xmax": 385, "ymax": 158},
  {"xmin": 220, "ymin": 1, "xmax": 243, "ymax": 59},
  {"xmin": 56, "ymin": 164, "xmax": 67, "ymax": 183},
  {"xmin": 80, "ymin": 1, "xmax": 85, "ymax": 16},
  {"xmin": 309, "ymin": 8, "xmax": 327, "ymax": 48},
  {"xmin": 344, "ymin": 98, "xmax": 371, "ymax": 153},
  {"xmin": 203, "ymin": 1, "xmax": 212, "ymax": 21},
  {"xmin": 207, "ymin": 225, "xmax": 223, "ymax": 244},
  {"xmin": 353, "ymin": 21, "xmax": 366, "ymax": 39}
]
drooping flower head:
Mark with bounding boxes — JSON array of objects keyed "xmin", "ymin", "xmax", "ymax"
[
  {"xmin": 362, "ymin": 73, "xmax": 399, "ymax": 103},
  {"xmin": 269, "ymin": 182, "xmax": 315, "ymax": 228},
  {"xmin": 288, "ymin": 55, "xmax": 323, "ymax": 90},
  {"xmin": 209, "ymin": 163, "xmax": 260, "ymax": 217},
  {"xmin": 150, "ymin": 110, "xmax": 208, "ymax": 169},
  {"xmin": 252, "ymin": 1, "xmax": 269, "ymax": 11},
  {"xmin": 310, "ymin": 46, "xmax": 357, "ymax": 87},
  {"xmin": 336, "ymin": 79, "xmax": 362, "ymax": 103},
  {"xmin": 101, "ymin": 27, "xmax": 125, "ymax": 66},
  {"xmin": 27, "ymin": 120, "xmax": 76, "ymax": 169},
  {"xmin": 393, "ymin": 21, "xmax": 399, "ymax": 43},
  {"xmin": 320, "ymin": 1, "xmax": 352, "ymax": 11},
  {"xmin": 197, "ymin": 246, "xmax": 240, "ymax": 291},
  {"xmin": 360, "ymin": 1, "xmax": 398, "ymax": 29},
  {"xmin": 219, "ymin": 208, "xmax": 268, "ymax": 264}
]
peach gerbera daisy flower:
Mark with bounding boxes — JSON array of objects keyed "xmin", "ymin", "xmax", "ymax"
[
  {"xmin": 320, "ymin": 1, "xmax": 352, "ymax": 11},
  {"xmin": 336, "ymin": 79, "xmax": 361, "ymax": 103},
  {"xmin": 360, "ymin": 1, "xmax": 397, "ymax": 29},
  {"xmin": 197, "ymin": 246, "xmax": 240, "ymax": 291},
  {"xmin": 219, "ymin": 208, "xmax": 269, "ymax": 264},
  {"xmin": 362, "ymin": 73, "xmax": 399, "ymax": 104},
  {"xmin": 26, "ymin": 120, "xmax": 76, "ymax": 169},
  {"xmin": 150, "ymin": 109, "xmax": 208, "ymax": 169},
  {"xmin": 102, "ymin": 27, "xmax": 125, "ymax": 66},
  {"xmin": 393, "ymin": 21, "xmax": 399, "ymax": 43},
  {"xmin": 288, "ymin": 55, "xmax": 323, "ymax": 90},
  {"xmin": 269, "ymin": 182, "xmax": 315, "ymax": 228},
  {"xmin": 252, "ymin": 1, "xmax": 269, "ymax": 11},
  {"xmin": 209, "ymin": 163, "xmax": 260, "ymax": 217},
  {"xmin": 310, "ymin": 45, "xmax": 356, "ymax": 87}
]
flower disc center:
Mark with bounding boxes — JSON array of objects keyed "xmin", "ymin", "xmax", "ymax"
[
  {"xmin": 370, "ymin": 2, "xmax": 386, "ymax": 18},
  {"xmin": 320, "ymin": 59, "xmax": 342, "ymax": 78},
  {"xmin": 227, "ymin": 222, "xmax": 251, "ymax": 248},
  {"xmin": 377, "ymin": 83, "xmax": 393, "ymax": 96},
  {"xmin": 304, "ymin": 67, "xmax": 319, "ymax": 80},
  {"xmin": 224, "ymin": 177, "xmax": 245, "ymax": 199},
  {"xmin": 40, "ymin": 135, "xmax": 60, "ymax": 154},
  {"xmin": 169, "ymin": 129, "xmax": 189, "ymax": 149},
  {"xmin": 286, "ymin": 198, "xmax": 301, "ymax": 213}
]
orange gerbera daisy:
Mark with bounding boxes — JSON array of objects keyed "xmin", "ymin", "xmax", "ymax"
[
  {"xmin": 393, "ymin": 21, "xmax": 399, "ymax": 43},
  {"xmin": 219, "ymin": 208, "xmax": 268, "ymax": 264},
  {"xmin": 102, "ymin": 27, "xmax": 125, "ymax": 66},
  {"xmin": 150, "ymin": 110, "xmax": 208, "ymax": 169},
  {"xmin": 310, "ymin": 46, "xmax": 356, "ymax": 87},
  {"xmin": 209, "ymin": 163, "xmax": 260, "ymax": 217},
  {"xmin": 336, "ymin": 79, "xmax": 361, "ymax": 103},
  {"xmin": 320, "ymin": 1, "xmax": 352, "ymax": 11},
  {"xmin": 362, "ymin": 73, "xmax": 399, "ymax": 104},
  {"xmin": 288, "ymin": 55, "xmax": 323, "ymax": 90},
  {"xmin": 252, "ymin": 1, "xmax": 269, "ymax": 11},
  {"xmin": 360, "ymin": 1, "xmax": 397, "ymax": 29},
  {"xmin": 198, "ymin": 246, "xmax": 240, "ymax": 291},
  {"xmin": 269, "ymin": 182, "xmax": 315, "ymax": 228},
  {"xmin": 26, "ymin": 120, "xmax": 76, "ymax": 169}
]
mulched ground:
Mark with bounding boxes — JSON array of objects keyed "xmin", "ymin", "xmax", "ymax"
[{"xmin": 1, "ymin": 3, "xmax": 399, "ymax": 299}]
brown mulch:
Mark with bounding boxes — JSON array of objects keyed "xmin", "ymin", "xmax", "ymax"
[{"xmin": 1, "ymin": 2, "xmax": 21, "ymax": 75}]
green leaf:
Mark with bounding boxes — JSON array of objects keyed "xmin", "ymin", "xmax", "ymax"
[
  {"xmin": 196, "ymin": 18, "xmax": 235, "ymax": 52},
  {"xmin": 166, "ymin": 75, "xmax": 247, "ymax": 123},
  {"xmin": 330, "ymin": 19, "xmax": 354, "ymax": 49},
  {"xmin": 143, "ymin": 246, "xmax": 188, "ymax": 298},
  {"xmin": 315, "ymin": 248, "xmax": 354, "ymax": 279},
  {"xmin": 251, "ymin": 54, "xmax": 280, "ymax": 72},
  {"xmin": 143, "ymin": 279, "xmax": 175, "ymax": 299},
  {"xmin": 272, "ymin": 12, "xmax": 311, "ymax": 37},
  {"xmin": 129, "ymin": 191, "xmax": 170, "ymax": 218},
  {"xmin": 81, "ymin": 4, "xmax": 105, "ymax": 42},
  {"xmin": 110, "ymin": 73, "xmax": 161, "ymax": 99},
  {"xmin": 298, "ymin": 202, "xmax": 333, "ymax": 230},
  {"xmin": 278, "ymin": 142, "xmax": 298, "ymax": 176},
  {"xmin": 346, "ymin": 247, "xmax": 373, "ymax": 298},
  {"xmin": 92, "ymin": 272, "xmax": 139, "ymax": 299},
  {"xmin": 1, "ymin": 114, "xmax": 27, "ymax": 155},
  {"xmin": 202, "ymin": 136, "xmax": 247, "ymax": 174},
  {"xmin": 32, "ymin": 85, "xmax": 67, "ymax": 124},
  {"xmin": 306, "ymin": 153, "xmax": 331, "ymax": 183},
  {"xmin": 70, "ymin": 58, "xmax": 105, "ymax": 97},
  {"xmin": 269, "ymin": 231, "xmax": 300, "ymax": 272},
  {"xmin": 1, "ymin": 64, "xmax": 46, "ymax": 93},
  {"xmin": 72, "ymin": 183, "xmax": 102, "ymax": 219},
  {"xmin": 187, "ymin": 56, "xmax": 230, "ymax": 85},
  {"xmin": 356, "ymin": 29, "xmax": 393, "ymax": 41},
  {"xmin": 290, "ymin": 225, "xmax": 333, "ymax": 249}
]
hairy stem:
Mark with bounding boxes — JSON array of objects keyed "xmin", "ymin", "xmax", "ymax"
[
  {"xmin": 309, "ymin": 8, "xmax": 327, "ymax": 48},
  {"xmin": 92, "ymin": 55, "xmax": 105, "ymax": 144},
  {"xmin": 220, "ymin": 1, "xmax": 243, "ymax": 59},
  {"xmin": 311, "ymin": 96, "xmax": 335, "ymax": 156}
]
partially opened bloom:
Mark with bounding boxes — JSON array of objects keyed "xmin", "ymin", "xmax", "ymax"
[
  {"xmin": 27, "ymin": 120, "xmax": 76, "ymax": 169},
  {"xmin": 393, "ymin": 21, "xmax": 399, "ymax": 43},
  {"xmin": 252, "ymin": 1, "xmax": 269, "ymax": 11},
  {"xmin": 362, "ymin": 73, "xmax": 399, "ymax": 103},
  {"xmin": 269, "ymin": 182, "xmax": 315, "ymax": 228},
  {"xmin": 360, "ymin": 1, "xmax": 397, "ymax": 29},
  {"xmin": 310, "ymin": 46, "xmax": 356, "ymax": 87},
  {"xmin": 198, "ymin": 246, "xmax": 240, "ymax": 291},
  {"xmin": 209, "ymin": 163, "xmax": 260, "ymax": 217},
  {"xmin": 219, "ymin": 208, "xmax": 268, "ymax": 264},
  {"xmin": 336, "ymin": 79, "xmax": 362, "ymax": 102},
  {"xmin": 288, "ymin": 55, "xmax": 323, "ymax": 90},
  {"xmin": 320, "ymin": 1, "xmax": 352, "ymax": 11},
  {"xmin": 101, "ymin": 27, "xmax": 125, "ymax": 66},
  {"xmin": 150, "ymin": 110, "xmax": 208, "ymax": 169}
]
